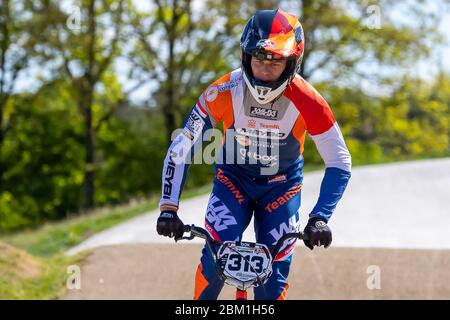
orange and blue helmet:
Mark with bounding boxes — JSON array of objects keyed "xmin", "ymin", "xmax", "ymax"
[{"xmin": 240, "ymin": 9, "xmax": 304, "ymax": 104}]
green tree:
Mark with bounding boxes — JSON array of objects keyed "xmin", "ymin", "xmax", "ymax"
[
  {"xmin": 0, "ymin": 79, "xmax": 84, "ymax": 231},
  {"xmin": 0, "ymin": 0, "xmax": 49, "ymax": 189},
  {"xmin": 293, "ymin": 0, "xmax": 445, "ymax": 84},
  {"xmin": 37, "ymin": 0, "xmax": 127, "ymax": 210},
  {"xmin": 128, "ymin": 0, "xmax": 234, "ymax": 143},
  {"xmin": 380, "ymin": 74, "xmax": 450, "ymax": 157}
]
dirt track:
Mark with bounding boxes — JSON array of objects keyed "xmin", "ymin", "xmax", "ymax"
[{"xmin": 64, "ymin": 244, "xmax": 450, "ymax": 300}]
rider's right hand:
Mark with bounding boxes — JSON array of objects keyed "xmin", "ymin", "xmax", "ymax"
[{"xmin": 156, "ymin": 211, "xmax": 185, "ymax": 239}]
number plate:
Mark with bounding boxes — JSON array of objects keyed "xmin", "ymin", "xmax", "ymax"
[{"xmin": 217, "ymin": 241, "xmax": 273, "ymax": 290}]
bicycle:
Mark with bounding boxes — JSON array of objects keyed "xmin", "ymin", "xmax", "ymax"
[{"xmin": 176, "ymin": 224, "xmax": 309, "ymax": 300}]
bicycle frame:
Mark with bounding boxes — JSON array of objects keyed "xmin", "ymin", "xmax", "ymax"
[{"xmin": 177, "ymin": 224, "xmax": 308, "ymax": 300}]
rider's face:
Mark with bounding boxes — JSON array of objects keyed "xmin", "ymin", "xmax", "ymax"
[{"xmin": 251, "ymin": 56, "xmax": 286, "ymax": 82}]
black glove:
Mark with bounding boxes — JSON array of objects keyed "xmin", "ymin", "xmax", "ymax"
[
  {"xmin": 303, "ymin": 217, "xmax": 332, "ymax": 250},
  {"xmin": 156, "ymin": 211, "xmax": 185, "ymax": 240}
]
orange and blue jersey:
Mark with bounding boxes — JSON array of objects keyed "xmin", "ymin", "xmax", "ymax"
[{"xmin": 160, "ymin": 68, "xmax": 351, "ymax": 223}]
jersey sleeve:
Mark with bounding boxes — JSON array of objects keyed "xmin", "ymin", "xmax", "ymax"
[
  {"xmin": 159, "ymin": 102, "xmax": 214, "ymax": 212},
  {"xmin": 310, "ymin": 122, "xmax": 352, "ymax": 172},
  {"xmin": 306, "ymin": 96, "xmax": 352, "ymax": 222},
  {"xmin": 287, "ymin": 76, "xmax": 351, "ymax": 172},
  {"xmin": 286, "ymin": 76, "xmax": 352, "ymax": 222},
  {"xmin": 159, "ymin": 72, "xmax": 235, "ymax": 212}
]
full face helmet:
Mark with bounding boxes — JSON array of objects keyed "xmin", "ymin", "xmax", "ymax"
[{"xmin": 240, "ymin": 9, "xmax": 304, "ymax": 104}]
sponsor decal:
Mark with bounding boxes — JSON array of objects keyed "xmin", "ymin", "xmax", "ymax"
[
  {"xmin": 250, "ymin": 106, "xmax": 278, "ymax": 120},
  {"xmin": 315, "ymin": 220, "xmax": 327, "ymax": 228},
  {"xmin": 268, "ymin": 215, "xmax": 299, "ymax": 242},
  {"xmin": 246, "ymin": 139, "xmax": 287, "ymax": 149},
  {"xmin": 264, "ymin": 185, "xmax": 302, "ymax": 213},
  {"xmin": 268, "ymin": 174, "xmax": 287, "ymax": 184},
  {"xmin": 257, "ymin": 39, "xmax": 276, "ymax": 49},
  {"xmin": 218, "ymin": 78, "xmax": 241, "ymax": 92},
  {"xmin": 206, "ymin": 194, "xmax": 238, "ymax": 231},
  {"xmin": 260, "ymin": 123, "xmax": 280, "ymax": 130},
  {"xmin": 236, "ymin": 128, "xmax": 285, "ymax": 139},
  {"xmin": 239, "ymin": 148, "xmax": 278, "ymax": 162},
  {"xmin": 253, "ymin": 141, "xmax": 277, "ymax": 149},
  {"xmin": 205, "ymin": 85, "xmax": 218, "ymax": 102},
  {"xmin": 162, "ymin": 151, "xmax": 177, "ymax": 199},
  {"xmin": 160, "ymin": 212, "xmax": 175, "ymax": 218},
  {"xmin": 216, "ymin": 168, "xmax": 245, "ymax": 204},
  {"xmin": 184, "ymin": 110, "xmax": 204, "ymax": 138},
  {"xmin": 268, "ymin": 215, "xmax": 300, "ymax": 260}
]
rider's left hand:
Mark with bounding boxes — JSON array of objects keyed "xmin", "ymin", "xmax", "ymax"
[{"xmin": 303, "ymin": 217, "xmax": 332, "ymax": 250}]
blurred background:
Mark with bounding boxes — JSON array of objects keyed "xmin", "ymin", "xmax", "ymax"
[{"xmin": 0, "ymin": 0, "xmax": 449, "ymax": 299}]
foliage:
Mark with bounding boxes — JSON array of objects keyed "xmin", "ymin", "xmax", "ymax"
[{"xmin": 0, "ymin": 0, "xmax": 449, "ymax": 231}]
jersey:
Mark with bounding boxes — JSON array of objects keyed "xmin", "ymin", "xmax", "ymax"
[{"xmin": 159, "ymin": 68, "xmax": 351, "ymax": 222}]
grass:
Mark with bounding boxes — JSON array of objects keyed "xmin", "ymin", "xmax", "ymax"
[
  {"xmin": 1, "ymin": 196, "xmax": 160, "ymax": 257},
  {"xmin": 0, "ymin": 183, "xmax": 212, "ymax": 299},
  {"xmin": 0, "ymin": 244, "xmax": 86, "ymax": 300}
]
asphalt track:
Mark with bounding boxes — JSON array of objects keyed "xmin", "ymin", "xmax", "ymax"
[{"xmin": 64, "ymin": 158, "xmax": 450, "ymax": 299}]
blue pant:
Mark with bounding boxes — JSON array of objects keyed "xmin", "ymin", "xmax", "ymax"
[{"xmin": 194, "ymin": 164, "xmax": 303, "ymax": 300}]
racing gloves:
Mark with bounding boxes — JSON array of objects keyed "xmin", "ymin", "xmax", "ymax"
[
  {"xmin": 303, "ymin": 217, "xmax": 332, "ymax": 250},
  {"xmin": 156, "ymin": 211, "xmax": 185, "ymax": 240}
]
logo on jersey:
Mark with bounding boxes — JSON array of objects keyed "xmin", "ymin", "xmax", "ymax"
[
  {"xmin": 250, "ymin": 106, "xmax": 278, "ymax": 120},
  {"xmin": 260, "ymin": 123, "xmax": 280, "ymax": 129},
  {"xmin": 206, "ymin": 194, "xmax": 237, "ymax": 232},
  {"xmin": 239, "ymin": 148, "xmax": 278, "ymax": 162},
  {"xmin": 268, "ymin": 215, "xmax": 300, "ymax": 260},
  {"xmin": 268, "ymin": 174, "xmax": 287, "ymax": 184},
  {"xmin": 184, "ymin": 110, "xmax": 204, "ymax": 139},
  {"xmin": 162, "ymin": 151, "xmax": 177, "ymax": 199},
  {"xmin": 248, "ymin": 119, "xmax": 256, "ymax": 128},
  {"xmin": 216, "ymin": 168, "xmax": 244, "ymax": 205},
  {"xmin": 264, "ymin": 185, "xmax": 302, "ymax": 213},
  {"xmin": 205, "ymin": 85, "xmax": 218, "ymax": 102},
  {"xmin": 218, "ymin": 78, "xmax": 241, "ymax": 92},
  {"xmin": 236, "ymin": 128, "xmax": 285, "ymax": 139},
  {"xmin": 269, "ymin": 215, "xmax": 299, "ymax": 242}
]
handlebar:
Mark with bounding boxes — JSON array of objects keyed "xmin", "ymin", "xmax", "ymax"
[
  {"xmin": 177, "ymin": 224, "xmax": 309, "ymax": 259},
  {"xmin": 176, "ymin": 224, "xmax": 220, "ymax": 256}
]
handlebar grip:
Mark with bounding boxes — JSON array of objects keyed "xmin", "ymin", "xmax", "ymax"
[{"xmin": 183, "ymin": 224, "xmax": 192, "ymax": 232}]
